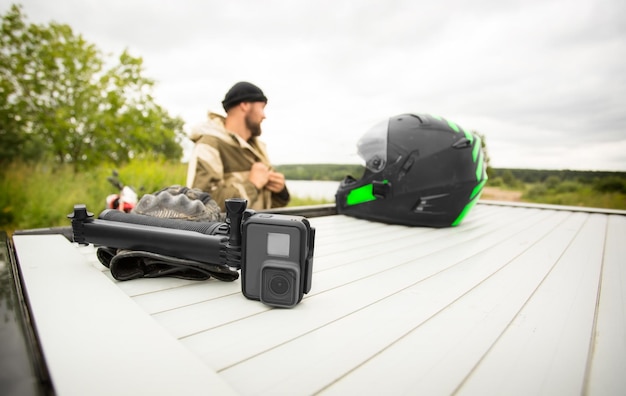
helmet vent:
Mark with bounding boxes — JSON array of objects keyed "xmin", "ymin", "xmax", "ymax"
[
  {"xmin": 398, "ymin": 153, "xmax": 418, "ymax": 181},
  {"xmin": 452, "ymin": 137, "xmax": 472, "ymax": 149},
  {"xmin": 412, "ymin": 193, "xmax": 450, "ymax": 214}
]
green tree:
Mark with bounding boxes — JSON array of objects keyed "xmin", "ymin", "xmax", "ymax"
[{"xmin": 0, "ymin": 4, "xmax": 183, "ymax": 171}]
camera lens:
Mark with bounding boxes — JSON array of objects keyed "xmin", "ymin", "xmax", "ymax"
[
  {"xmin": 269, "ymin": 275, "xmax": 290, "ymax": 296},
  {"xmin": 260, "ymin": 264, "xmax": 300, "ymax": 308}
]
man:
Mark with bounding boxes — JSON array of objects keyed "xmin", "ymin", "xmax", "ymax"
[{"xmin": 186, "ymin": 81, "xmax": 290, "ymax": 211}]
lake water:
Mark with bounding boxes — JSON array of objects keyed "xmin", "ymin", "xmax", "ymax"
[{"xmin": 286, "ymin": 180, "xmax": 341, "ymax": 201}]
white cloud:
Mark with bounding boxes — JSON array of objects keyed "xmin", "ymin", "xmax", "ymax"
[{"xmin": 4, "ymin": 0, "xmax": 625, "ymax": 170}]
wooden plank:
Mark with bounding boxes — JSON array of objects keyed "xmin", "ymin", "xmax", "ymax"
[
  {"xmin": 311, "ymin": 208, "xmax": 554, "ymax": 290},
  {"xmin": 152, "ymin": 293, "xmax": 270, "ymax": 338},
  {"xmin": 132, "ymin": 280, "xmax": 241, "ymax": 314},
  {"xmin": 317, "ymin": 212, "xmax": 591, "ymax": 395},
  {"xmin": 454, "ymin": 213, "xmax": 607, "ymax": 395},
  {"xmin": 137, "ymin": 205, "xmax": 513, "ymax": 316},
  {"xmin": 585, "ymin": 214, "xmax": 626, "ymax": 395},
  {"xmin": 13, "ymin": 235, "xmax": 236, "ymax": 395},
  {"xmin": 180, "ymin": 211, "xmax": 574, "ymax": 394},
  {"xmin": 115, "ymin": 276, "xmax": 199, "ymax": 296},
  {"xmin": 314, "ymin": 206, "xmax": 520, "ymax": 263},
  {"xmin": 159, "ymin": 207, "xmax": 549, "ymax": 340},
  {"xmin": 479, "ymin": 200, "xmax": 626, "ymax": 215}
]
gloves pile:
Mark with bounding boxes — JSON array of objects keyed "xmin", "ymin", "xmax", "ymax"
[{"xmin": 96, "ymin": 185, "xmax": 239, "ymax": 282}]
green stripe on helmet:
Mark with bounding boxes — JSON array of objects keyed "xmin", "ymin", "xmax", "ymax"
[
  {"xmin": 470, "ymin": 178, "xmax": 487, "ymax": 200},
  {"xmin": 447, "ymin": 120, "xmax": 460, "ymax": 132},
  {"xmin": 461, "ymin": 127, "xmax": 474, "ymax": 144},
  {"xmin": 346, "ymin": 180, "xmax": 389, "ymax": 206},
  {"xmin": 472, "ymin": 134, "xmax": 482, "ymax": 162},
  {"xmin": 451, "ymin": 192, "xmax": 482, "ymax": 226},
  {"xmin": 475, "ymin": 150, "xmax": 484, "ymax": 181}
]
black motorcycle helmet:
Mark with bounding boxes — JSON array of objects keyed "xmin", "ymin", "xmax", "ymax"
[{"xmin": 335, "ymin": 113, "xmax": 487, "ymax": 227}]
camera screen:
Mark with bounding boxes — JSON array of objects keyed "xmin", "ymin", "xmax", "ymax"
[{"xmin": 267, "ymin": 232, "xmax": 290, "ymax": 257}]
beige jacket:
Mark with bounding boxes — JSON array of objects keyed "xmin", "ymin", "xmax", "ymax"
[{"xmin": 186, "ymin": 113, "xmax": 289, "ymax": 211}]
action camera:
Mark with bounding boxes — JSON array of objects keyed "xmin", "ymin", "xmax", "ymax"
[
  {"xmin": 69, "ymin": 198, "xmax": 315, "ymax": 308},
  {"xmin": 241, "ymin": 213, "xmax": 315, "ymax": 308}
]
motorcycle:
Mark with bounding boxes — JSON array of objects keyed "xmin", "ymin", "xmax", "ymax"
[{"xmin": 106, "ymin": 170, "xmax": 141, "ymax": 212}]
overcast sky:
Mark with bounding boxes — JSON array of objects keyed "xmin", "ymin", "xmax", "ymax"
[{"xmin": 4, "ymin": 0, "xmax": 625, "ymax": 171}]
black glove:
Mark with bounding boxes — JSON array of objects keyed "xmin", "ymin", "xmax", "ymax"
[{"xmin": 97, "ymin": 246, "xmax": 238, "ymax": 282}]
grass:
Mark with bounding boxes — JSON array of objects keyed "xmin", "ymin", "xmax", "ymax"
[
  {"xmin": 522, "ymin": 184, "xmax": 626, "ymax": 209},
  {"xmin": 0, "ymin": 160, "xmax": 330, "ymax": 234},
  {"xmin": 485, "ymin": 176, "xmax": 626, "ymax": 210}
]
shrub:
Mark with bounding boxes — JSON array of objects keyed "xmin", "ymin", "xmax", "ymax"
[
  {"xmin": 555, "ymin": 181, "xmax": 582, "ymax": 193},
  {"xmin": 544, "ymin": 176, "xmax": 561, "ymax": 189},
  {"xmin": 487, "ymin": 177, "xmax": 504, "ymax": 187},
  {"xmin": 525, "ymin": 184, "xmax": 548, "ymax": 199},
  {"xmin": 594, "ymin": 176, "xmax": 626, "ymax": 193}
]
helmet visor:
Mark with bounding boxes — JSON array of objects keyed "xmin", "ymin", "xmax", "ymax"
[{"xmin": 357, "ymin": 119, "xmax": 388, "ymax": 173}]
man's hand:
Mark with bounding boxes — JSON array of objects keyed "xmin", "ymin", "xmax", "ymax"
[
  {"xmin": 249, "ymin": 162, "xmax": 286, "ymax": 192},
  {"xmin": 249, "ymin": 162, "xmax": 270, "ymax": 190},
  {"xmin": 266, "ymin": 171, "xmax": 286, "ymax": 193}
]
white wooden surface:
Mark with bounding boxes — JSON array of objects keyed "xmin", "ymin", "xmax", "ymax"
[
  {"xmin": 13, "ymin": 203, "xmax": 626, "ymax": 395},
  {"xmin": 13, "ymin": 235, "xmax": 237, "ymax": 396}
]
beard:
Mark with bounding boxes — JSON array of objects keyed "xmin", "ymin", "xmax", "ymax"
[{"xmin": 245, "ymin": 114, "xmax": 263, "ymax": 138}]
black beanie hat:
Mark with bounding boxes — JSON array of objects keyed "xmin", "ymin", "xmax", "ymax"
[{"xmin": 222, "ymin": 81, "xmax": 268, "ymax": 112}]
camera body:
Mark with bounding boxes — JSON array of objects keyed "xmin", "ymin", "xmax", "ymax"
[{"xmin": 241, "ymin": 213, "xmax": 315, "ymax": 308}]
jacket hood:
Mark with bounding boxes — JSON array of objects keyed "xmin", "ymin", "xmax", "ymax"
[{"xmin": 188, "ymin": 112, "xmax": 226, "ymax": 143}]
